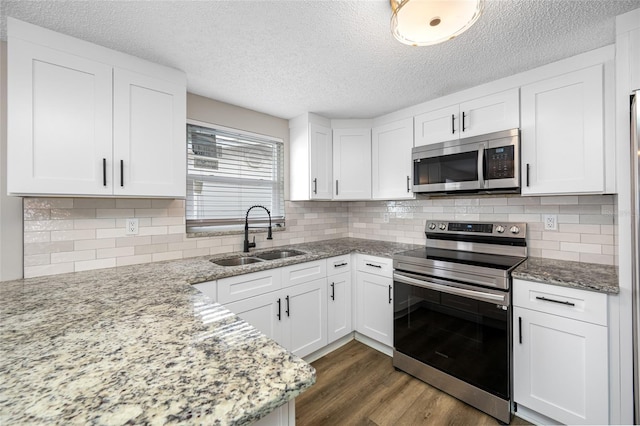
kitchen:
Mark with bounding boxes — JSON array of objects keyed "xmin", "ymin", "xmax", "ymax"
[{"xmin": 1, "ymin": 1, "xmax": 639, "ymax": 425}]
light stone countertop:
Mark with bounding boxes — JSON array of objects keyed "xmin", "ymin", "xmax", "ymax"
[
  {"xmin": 512, "ymin": 256, "xmax": 619, "ymax": 294},
  {"xmin": 0, "ymin": 238, "xmax": 420, "ymax": 425}
]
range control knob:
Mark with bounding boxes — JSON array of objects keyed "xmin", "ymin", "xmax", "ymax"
[
  {"xmin": 428, "ymin": 222, "xmax": 436, "ymax": 230},
  {"xmin": 439, "ymin": 223, "xmax": 447, "ymax": 230},
  {"xmin": 510, "ymin": 225, "xmax": 520, "ymax": 234},
  {"xmin": 495, "ymin": 225, "xmax": 505, "ymax": 233}
]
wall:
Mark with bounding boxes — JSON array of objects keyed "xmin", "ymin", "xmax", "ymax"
[
  {"xmin": 0, "ymin": 40, "xmax": 23, "ymax": 281},
  {"xmin": 349, "ymin": 194, "xmax": 617, "ymax": 265}
]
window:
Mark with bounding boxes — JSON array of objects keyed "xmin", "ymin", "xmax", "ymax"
[{"xmin": 186, "ymin": 121, "xmax": 285, "ymax": 232}]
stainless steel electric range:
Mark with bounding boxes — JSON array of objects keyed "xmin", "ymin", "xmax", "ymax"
[{"xmin": 392, "ymin": 221, "xmax": 527, "ymax": 424}]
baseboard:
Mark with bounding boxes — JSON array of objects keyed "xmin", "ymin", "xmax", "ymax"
[
  {"xmin": 303, "ymin": 334, "xmax": 354, "ymax": 363},
  {"xmin": 514, "ymin": 404, "xmax": 562, "ymax": 425}
]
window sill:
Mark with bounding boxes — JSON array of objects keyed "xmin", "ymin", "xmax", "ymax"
[{"xmin": 186, "ymin": 225, "xmax": 286, "ymax": 239}]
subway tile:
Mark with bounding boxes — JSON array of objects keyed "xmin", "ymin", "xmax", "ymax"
[
  {"xmin": 558, "ymin": 224, "xmax": 601, "ymax": 234},
  {"xmin": 182, "ymin": 248, "xmax": 210, "ymax": 258},
  {"xmin": 24, "ymin": 209, "xmax": 50, "ymax": 221},
  {"xmin": 152, "ymin": 199, "xmax": 185, "ymax": 209},
  {"xmin": 559, "ymin": 205, "xmax": 603, "ymax": 214},
  {"xmin": 73, "ymin": 198, "xmax": 116, "ymax": 209},
  {"xmin": 540, "ymin": 195, "xmax": 579, "ymax": 205},
  {"xmin": 529, "ymin": 240, "xmax": 560, "ymax": 250},
  {"xmin": 51, "ymin": 250, "xmax": 96, "ymax": 264},
  {"xmin": 600, "ymin": 225, "xmax": 616, "ymax": 235},
  {"xmin": 138, "ymin": 226, "xmax": 169, "ymax": 236},
  {"xmin": 581, "ymin": 234, "xmax": 615, "ymax": 245},
  {"xmin": 75, "ymin": 258, "xmax": 117, "ymax": 272},
  {"xmin": 24, "ymin": 231, "xmax": 51, "ymax": 243},
  {"xmin": 135, "ymin": 208, "xmax": 169, "ymax": 218},
  {"xmin": 24, "ymin": 198, "xmax": 73, "ymax": 209},
  {"xmin": 96, "ymin": 228, "xmax": 127, "ymax": 239},
  {"xmin": 507, "ymin": 197, "xmax": 540, "ymax": 205},
  {"xmin": 167, "ymin": 241, "xmax": 197, "ymax": 251},
  {"xmin": 74, "ymin": 238, "xmax": 116, "ymax": 251},
  {"xmin": 25, "ymin": 220, "xmax": 74, "ymax": 232},
  {"xmin": 116, "ymin": 236, "xmax": 153, "ymax": 247},
  {"xmin": 579, "ymin": 214, "xmax": 614, "ymax": 225},
  {"xmin": 24, "ymin": 262, "xmax": 74, "ymax": 278},
  {"xmin": 51, "ymin": 209, "xmax": 97, "ymax": 220},
  {"xmin": 524, "ymin": 205, "xmax": 559, "ymax": 214},
  {"xmin": 151, "ymin": 216, "xmax": 184, "ymax": 226},
  {"xmin": 557, "ymin": 214, "xmax": 580, "ymax": 224},
  {"xmin": 24, "ymin": 241, "xmax": 74, "ymax": 255},
  {"xmin": 540, "ymin": 249, "xmax": 580, "ymax": 262},
  {"xmin": 494, "ymin": 206, "xmax": 524, "ymax": 214},
  {"xmin": 168, "ymin": 225, "xmax": 187, "ymax": 235},
  {"xmin": 578, "ymin": 194, "xmax": 614, "ymax": 204},
  {"xmin": 24, "ymin": 254, "xmax": 50, "ymax": 267},
  {"xmin": 151, "ymin": 234, "xmax": 184, "ymax": 244},
  {"xmin": 507, "ymin": 214, "xmax": 541, "ymax": 222},
  {"xmin": 51, "ymin": 229, "xmax": 96, "ymax": 241},
  {"xmin": 74, "ymin": 219, "xmax": 116, "ymax": 230},
  {"xmin": 116, "ymin": 199, "xmax": 153, "ymax": 209},
  {"xmin": 116, "ymin": 254, "xmax": 153, "ymax": 267},
  {"xmin": 98, "ymin": 247, "xmax": 136, "ymax": 259},
  {"xmin": 152, "ymin": 251, "xmax": 183, "ymax": 262},
  {"xmin": 579, "ymin": 253, "xmax": 614, "ymax": 265},
  {"xmin": 542, "ymin": 232, "xmax": 581, "ymax": 243},
  {"xmin": 134, "ymin": 244, "xmax": 168, "ymax": 255},
  {"xmin": 96, "ymin": 209, "xmax": 135, "ymax": 218},
  {"xmin": 560, "ymin": 242, "xmax": 602, "ymax": 254}
]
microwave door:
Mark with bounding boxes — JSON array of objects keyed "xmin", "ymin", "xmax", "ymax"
[{"xmin": 413, "ymin": 147, "xmax": 481, "ymax": 193}]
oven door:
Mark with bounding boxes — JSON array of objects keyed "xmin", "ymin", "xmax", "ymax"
[{"xmin": 393, "ymin": 270, "xmax": 511, "ymax": 399}]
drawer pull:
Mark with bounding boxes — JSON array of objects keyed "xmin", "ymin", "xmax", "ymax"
[
  {"xmin": 334, "ymin": 262, "xmax": 348, "ymax": 268},
  {"xmin": 277, "ymin": 298, "xmax": 281, "ymax": 321},
  {"xmin": 330, "ymin": 282, "xmax": 335, "ymax": 300},
  {"xmin": 285, "ymin": 295, "xmax": 290, "ymax": 317},
  {"xmin": 388, "ymin": 285, "xmax": 392, "ymax": 304},
  {"xmin": 518, "ymin": 316, "xmax": 522, "ymax": 344},
  {"xmin": 535, "ymin": 296, "xmax": 575, "ymax": 306},
  {"xmin": 366, "ymin": 263, "xmax": 382, "ymax": 268}
]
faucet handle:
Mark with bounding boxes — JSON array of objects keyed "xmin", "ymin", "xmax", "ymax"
[{"xmin": 249, "ymin": 236, "xmax": 256, "ymax": 249}]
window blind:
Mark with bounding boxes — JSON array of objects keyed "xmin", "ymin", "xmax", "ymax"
[{"xmin": 186, "ymin": 123, "xmax": 285, "ymax": 231}]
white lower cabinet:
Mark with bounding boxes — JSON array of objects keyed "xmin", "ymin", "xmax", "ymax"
[
  {"xmin": 224, "ymin": 293, "xmax": 284, "ymax": 346},
  {"xmin": 285, "ymin": 279, "xmax": 328, "ymax": 357},
  {"xmin": 253, "ymin": 401, "xmax": 294, "ymax": 426},
  {"xmin": 513, "ymin": 279, "xmax": 608, "ymax": 425},
  {"xmin": 355, "ymin": 255, "xmax": 393, "ymax": 347}
]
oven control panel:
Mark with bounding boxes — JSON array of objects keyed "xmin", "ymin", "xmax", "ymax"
[{"xmin": 425, "ymin": 221, "xmax": 526, "ymax": 238}]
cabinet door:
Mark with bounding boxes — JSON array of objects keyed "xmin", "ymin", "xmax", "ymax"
[
  {"xmin": 327, "ymin": 272, "xmax": 352, "ymax": 343},
  {"xmin": 513, "ymin": 307, "xmax": 608, "ymax": 425},
  {"xmin": 7, "ymin": 38, "xmax": 113, "ymax": 195},
  {"xmin": 414, "ymin": 104, "xmax": 459, "ymax": 147},
  {"xmin": 113, "ymin": 68, "xmax": 186, "ymax": 198},
  {"xmin": 224, "ymin": 293, "xmax": 284, "ymax": 346},
  {"xmin": 309, "ymin": 122, "xmax": 333, "ymax": 199},
  {"xmin": 372, "ymin": 118, "xmax": 414, "ymax": 200},
  {"xmin": 521, "ymin": 65, "xmax": 604, "ymax": 195},
  {"xmin": 459, "ymin": 89, "xmax": 519, "ymax": 138},
  {"xmin": 333, "ymin": 128, "xmax": 372, "ymax": 200},
  {"xmin": 284, "ymin": 278, "xmax": 328, "ymax": 358},
  {"xmin": 356, "ymin": 271, "xmax": 393, "ymax": 347}
]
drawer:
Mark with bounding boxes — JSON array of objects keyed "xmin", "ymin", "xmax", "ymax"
[
  {"xmin": 327, "ymin": 254, "xmax": 351, "ymax": 276},
  {"xmin": 513, "ymin": 279, "xmax": 608, "ymax": 326},
  {"xmin": 218, "ymin": 269, "xmax": 282, "ymax": 304},
  {"xmin": 281, "ymin": 259, "xmax": 327, "ymax": 288},
  {"xmin": 356, "ymin": 254, "xmax": 392, "ymax": 277},
  {"xmin": 193, "ymin": 280, "xmax": 216, "ymax": 302}
]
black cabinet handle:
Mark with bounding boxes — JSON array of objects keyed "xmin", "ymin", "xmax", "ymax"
[
  {"xmin": 366, "ymin": 263, "xmax": 382, "ymax": 268},
  {"xmin": 285, "ymin": 295, "xmax": 290, "ymax": 317},
  {"xmin": 102, "ymin": 158, "xmax": 107, "ymax": 186},
  {"xmin": 334, "ymin": 262, "xmax": 348, "ymax": 268},
  {"xmin": 120, "ymin": 160, "xmax": 124, "ymax": 187},
  {"xmin": 313, "ymin": 178, "xmax": 317, "ymax": 194},
  {"xmin": 526, "ymin": 163, "xmax": 530, "ymax": 187},
  {"xmin": 462, "ymin": 111, "xmax": 467, "ymax": 131},
  {"xmin": 277, "ymin": 298, "xmax": 281, "ymax": 320},
  {"xmin": 388, "ymin": 285, "xmax": 392, "ymax": 304},
  {"xmin": 518, "ymin": 316, "xmax": 522, "ymax": 344},
  {"xmin": 406, "ymin": 175, "xmax": 411, "ymax": 193},
  {"xmin": 336, "ymin": 180, "xmax": 339, "ymax": 196},
  {"xmin": 451, "ymin": 114, "xmax": 455, "ymax": 134},
  {"xmin": 330, "ymin": 282, "xmax": 335, "ymax": 301},
  {"xmin": 535, "ymin": 296, "xmax": 575, "ymax": 306}
]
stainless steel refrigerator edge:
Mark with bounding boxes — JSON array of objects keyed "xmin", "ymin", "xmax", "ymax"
[{"xmin": 632, "ymin": 90, "xmax": 640, "ymax": 424}]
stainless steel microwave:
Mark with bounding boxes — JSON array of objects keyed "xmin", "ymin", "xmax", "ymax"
[{"xmin": 412, "ymin": 128, "xmax": 520, "ymax": 194}]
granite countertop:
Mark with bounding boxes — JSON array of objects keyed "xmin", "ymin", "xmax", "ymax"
[
  {"xmin": 512, "ymin": 257, "xmax": 619, "ymax": 294},
  {"xmin": 0, "ymin": 238, "xmax": 418, "ymax": 425}
]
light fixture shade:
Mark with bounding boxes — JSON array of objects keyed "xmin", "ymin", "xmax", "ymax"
[{"xmin": 391, "ymin": 0, "xmax": 484, "ymax": 46}]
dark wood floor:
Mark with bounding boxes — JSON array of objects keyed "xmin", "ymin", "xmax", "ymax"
[{"xmin": 296, "ymin": 340, "xmax": 531, "ymax": 426}]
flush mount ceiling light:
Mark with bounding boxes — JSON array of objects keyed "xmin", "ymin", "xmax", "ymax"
[{"xmin": 390, "ymin": 0, "xmax": 484, "ymax": 46}]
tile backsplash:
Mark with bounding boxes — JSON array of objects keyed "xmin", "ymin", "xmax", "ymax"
[{"xmin": 22, "ymin": 194, "xmax": 616, "ymax": 278}]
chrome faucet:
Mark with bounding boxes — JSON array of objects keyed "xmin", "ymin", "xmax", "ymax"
[{"xmin": 244, "ymin": 205, "xmax": 273, "ymax": 252}]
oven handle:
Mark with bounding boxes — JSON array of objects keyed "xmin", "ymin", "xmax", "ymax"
[{"xmin": 393, "ymin": 271, "xmax": 507, "ymax": 305}]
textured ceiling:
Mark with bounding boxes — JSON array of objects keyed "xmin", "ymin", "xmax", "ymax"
[{"xmin": 1, "ymin": 1, "xmax": 639, "ymax": 120}]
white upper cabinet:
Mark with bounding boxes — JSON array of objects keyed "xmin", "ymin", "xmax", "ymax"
[
  {"xmin": 289, "ymin": 113, "xmax": 333, "ymax": 200},
  {"xmin": 333, "ymin": 128, "xmax": 371, "ymax": 200},
  {"xmin": 7, "ymin": 18, "xmax": 186, "ymax": 198},
  {"xmin": 8, "ymin": 38, "xmax": 114, "ymax": 196},
  {"xmin": 371, "ymin": 118, "xmax": 414, "ymax": 200},
  {"xmin": 414, "ymin": 89, "xmax": 519, "ymax": 147},
  {"xmin": 113, "ymin": 69, "xmax": 186, "ymax": 197},
  {"xmin": 521, "ymin": 65, "xmax": 604, "ymax": 195}
]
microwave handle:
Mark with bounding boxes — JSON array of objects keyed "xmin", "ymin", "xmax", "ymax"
[{"xmin": 477, "ymin": 145, "xmax": 485, "ymax": 189}]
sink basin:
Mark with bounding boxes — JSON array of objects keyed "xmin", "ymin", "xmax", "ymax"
[
  {"xmin": 255, "ymin": 250, "xmax": 306, "ymax": 261},
  {"xmin": 210, "ymin": 257, "xmax": 264, "ymax": 267}
]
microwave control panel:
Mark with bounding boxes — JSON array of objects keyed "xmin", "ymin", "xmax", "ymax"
[{"xmin": 485, "ymin": 146, "xmax": 515, "ymax": 179}]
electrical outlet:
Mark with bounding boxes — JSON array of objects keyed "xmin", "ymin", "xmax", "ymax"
[
  {"xmin": 544, "ymin": 214, "xmax": 557, "ymax": 231},
  {"xmin": 383, "ymin": 213, "xmax": 389, "ymax": 223},
  {"xmin": 125, "ymin": 218, "xmax": 139, "ymax": 235}
]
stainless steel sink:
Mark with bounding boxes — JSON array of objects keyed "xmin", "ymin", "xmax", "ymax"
[
  {"xmin": 210, "ymin": 256, "xmax": 264, "ymax": 267},
  {"xmin": 255, "ymin": 250, "xmax": 306, "ymax": 261}
]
